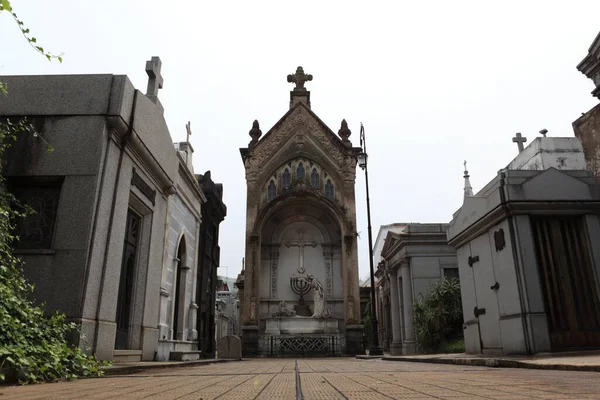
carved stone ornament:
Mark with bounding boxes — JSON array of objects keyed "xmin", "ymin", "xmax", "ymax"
[
  {"xmin": 287, "ymin": 66, "xmax": 313, "ymax": 91},
  {"xmin": 249, "ymin": 120, "xmax": 262, "ymax": 146},
  {"xmin": 249, "ymin": 107, "xmax": 345, "ymax": 168},
  {"xmin": 338, "ymin": 119, "xmax": 351, "ymax": 144}
]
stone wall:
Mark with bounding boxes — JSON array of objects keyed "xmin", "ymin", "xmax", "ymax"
[{"xmin": 573, "ymin": 103, "xmax": 600, "ymax": 181}]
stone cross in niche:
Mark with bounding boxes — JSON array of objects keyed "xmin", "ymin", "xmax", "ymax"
[
  {"xmin": 287, "ymin": 66, "xmax": 313, "ymax": 91},
  {"xmin": 285, "ymin": 229, "xmax": 318, "ymax": 274},
  {"xmin": 145, "ymin": 56, "xmax": 163, "ymax": 98},
  {"xmin": 512, "ymin": 132, "xmax": 527, "ymax": 153}
]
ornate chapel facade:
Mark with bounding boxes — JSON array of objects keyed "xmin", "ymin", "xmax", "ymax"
[{"xmin": 239, "ymin": 67, "xmax": 364, "ymax": 355}]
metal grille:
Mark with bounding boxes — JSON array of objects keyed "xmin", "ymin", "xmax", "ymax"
[
  {"xmin": 531, "ymin": 215, "xmax": 600, "ymax": 349},
  {"xmin": 258, "ymin": 335, "xmax": 346, "ymax": 357}
]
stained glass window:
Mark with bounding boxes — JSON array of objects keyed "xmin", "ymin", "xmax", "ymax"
[
  {"xmin": 297, "ymin": 163, "xmax": 305, "ymax": 180},
  {"xmin": 267, "ymin": 180, "xmax": 276, "ymax": 201},
  {"xmin": 283, "ymin": 169, "xmax": 291, "ymax": 190},
  {"xmin": 325, "ymin": 180, "xmax": 334, "ymax": 200},
  {"xmin": 311, "ymin": 169, "xmax": 319, "ymax": 188}
]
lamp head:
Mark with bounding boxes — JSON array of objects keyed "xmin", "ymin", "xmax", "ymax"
[{"xmin": 357, "ymin": 151, "xmax": 368, "ymax": 170}]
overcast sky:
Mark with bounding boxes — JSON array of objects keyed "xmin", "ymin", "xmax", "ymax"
[{"xmin": 1, "ymin": 1, "xmax": 599, "ymax": 280}]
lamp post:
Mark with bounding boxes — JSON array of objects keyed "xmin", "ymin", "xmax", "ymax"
[{"xmin": 357, "ymin": 123, "xmax": 383, "ymax": 356}]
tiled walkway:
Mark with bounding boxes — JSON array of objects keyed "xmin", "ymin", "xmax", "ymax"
[{"xmin": 2, "ymin": 358, "xmax": 600, "ymax": 399}]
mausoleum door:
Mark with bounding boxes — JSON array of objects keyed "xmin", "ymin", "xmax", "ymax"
[
  {"xmin": 115, "ymin": 209, "xmax": 140, "ymax": 350},
  {"xmin": 531, "ymin": 215, "xmax": 600, "ymax": 349},
  {"xmin": 468, "ymin": 235, "xmax": 502, "ymax": 353}
]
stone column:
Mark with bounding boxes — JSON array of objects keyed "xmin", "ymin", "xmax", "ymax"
[
  {"xmin": 387, "ymin": 266, "xmax": 403, "ymax": 355},
  {"xmin": 401, "ymin": 261, "xmax": 415, "ymax": 354},
  {"xmin": 189, "ymin": 301, "xmax": 199, "ymax": 340},
  {"xmin": 189, "ymin": 217, "xmax": 201, "ymax": 341},
  {"xmin": 158, "ymin": 286, "xmax": 170, "ymax": 340},
  {"xmin": 241, "ymin": 235, "xmax": 260, "ymax": 356},
  {"xmin": 323, "ymin": 244, "xmax": 334, "ymax": 298},
  {"xmin": 270, "ymin": 245, "xmax": 280, "ymax": 299}
]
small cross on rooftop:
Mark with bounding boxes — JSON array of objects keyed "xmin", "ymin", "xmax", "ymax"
[
  {"xmin": 145, "ymin": 56, "xmax": 163, "ymax": 99},
  {"xmin": 512, "ymin": 132, "xmax": 527, "ymax": 153},
  {"xmin": 287, "ymin": 66, "xmax": 312, "ymax": 91},
  {"xmin": 186, "ymin": 121, "xmax": 192, "ymax": 143}
]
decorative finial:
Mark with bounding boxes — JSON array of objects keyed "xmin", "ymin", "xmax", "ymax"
[
  {"xmin": 512, "ymin": 132, "xmax": 527, "ymax": 153},
  {"xmin": 248, "ymin": 120, "xmax": 262, "ymax": 146},
  {"xmin": 338, "ymin": 119, "xmax": 352, "ymax": 145},
  {"xmin": 287, "ymin": 66, "xmax": 313, "ymax": 91},
  {"xmin": 145, "ymin": 56, "xmax": 163, "ymax": 101},
  {"xmin": 539, "ymin": 128, "xmax": 548, "ymax": 138},
  {"xmin": 463, "ymin": 160, "xmax": 473, "ymax": 198}
]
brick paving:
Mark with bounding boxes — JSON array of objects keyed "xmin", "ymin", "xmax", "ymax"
[{"xmin": 2, "ymin": 358, "xmax": 600, "ymax": 399}]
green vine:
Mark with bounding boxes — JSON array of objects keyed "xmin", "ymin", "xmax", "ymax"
[
  {"xmin": 0, "ymin": 2, "xmax": 104, "ymax": 384},
  {"xmin": 0, "ymin": 125, "xmax": 106, "ymax": 384},
  {"xmin": 0, "ymin": 0, "xmax": 63, "ymax": 64}
]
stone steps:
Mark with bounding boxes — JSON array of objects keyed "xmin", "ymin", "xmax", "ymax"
[
  {"xmin": 169, "ymin": 351, "xmax": 202, "ymax": 361},
  {"xmin": 113, "ymin": 349, "xmax": 142, "ymax": 363}
]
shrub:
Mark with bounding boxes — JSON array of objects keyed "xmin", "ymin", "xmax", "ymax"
[
  {"xmin": 413, "ymin": 277, "xmax": 463, "ymax": 354},
  {"xmin": 439, "ymin": 337, "xmax": 465, "ymax": 354}
]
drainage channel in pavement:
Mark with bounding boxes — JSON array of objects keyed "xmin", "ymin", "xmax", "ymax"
[{"xmin": 295, "ymin": 359, "xmax": 303, "ymax": 400}]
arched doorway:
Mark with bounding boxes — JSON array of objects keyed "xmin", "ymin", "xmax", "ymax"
[{"xmin": 173, "ymin": 236, "xmax": 187, "ymax": 340}]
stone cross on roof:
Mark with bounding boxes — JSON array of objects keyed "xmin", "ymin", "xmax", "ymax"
[
  {"xmin": 287, "ymin": 66, "xmax": 312, "ymax": 91},
  {"xmin": 512, "ymin": 132, "xmax": 527, "ymax": 153},
  {"xmin": 186, "ymin": 121, "xmax": 192, "ymax": 143},
  {"xmin": 145, "ymin": 56, "xmax": 163, "ymax": 99}
]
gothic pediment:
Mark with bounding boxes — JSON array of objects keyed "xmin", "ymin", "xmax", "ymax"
[{"xmin": 246, "ymin": 102, "xmax": 358, "ymax": 170}]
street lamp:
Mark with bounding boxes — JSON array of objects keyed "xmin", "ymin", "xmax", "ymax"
[{"xmin": 358, "ymin": 123, "xmax": 383, "ymax": 356}]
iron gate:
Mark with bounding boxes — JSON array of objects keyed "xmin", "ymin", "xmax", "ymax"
[{"xmin": 257, "ymin": 335, "xmax": 346, "ymax": 357}]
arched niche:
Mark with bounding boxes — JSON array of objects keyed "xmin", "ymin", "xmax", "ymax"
[{"xmin": 257, "ymin": 200, "xmax": 344, "ymax": 322}]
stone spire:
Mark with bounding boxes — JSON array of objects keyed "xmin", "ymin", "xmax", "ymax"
[
  {"xmin": 463, "ymin": 160, "xmax": 474, "ymax": 199},
  {"xmin": 287, "ymin": 66, "xmax": 312, "ymax": 109}
]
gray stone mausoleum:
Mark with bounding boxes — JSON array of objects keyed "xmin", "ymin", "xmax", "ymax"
[
  {"xmin": 448, "ymin": 136, "xmax": 600, "ymax": 355},
  {"xmin": 0, "ymin": 57, "xmax": 219, "ymax": 362}
]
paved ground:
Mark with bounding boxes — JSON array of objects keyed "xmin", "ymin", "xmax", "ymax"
[
  {"xmin": 380, "ymin": 350, "xmax": 600, "ymax": 372},
  {"xmin": 2, "ymin": 358, "xmax": 600, "ymax": 399}
]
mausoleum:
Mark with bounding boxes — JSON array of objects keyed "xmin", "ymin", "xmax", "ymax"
[
  {"xmin": 448, "ymin": 135, "xmax": 600, "ymax": 355},
  {"xmin": 238, "ymin": 67, "xmax": 363, "ymax": 356}
]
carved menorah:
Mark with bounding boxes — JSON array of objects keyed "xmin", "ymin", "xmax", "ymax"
[{"xmin": 290, "ymin": 277, "xmax": 310, "ymax": 301}]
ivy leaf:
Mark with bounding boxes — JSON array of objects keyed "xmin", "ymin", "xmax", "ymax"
[{"xmin": 0, "ymin": 0, "xmax": 12, "ymax": 11}]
